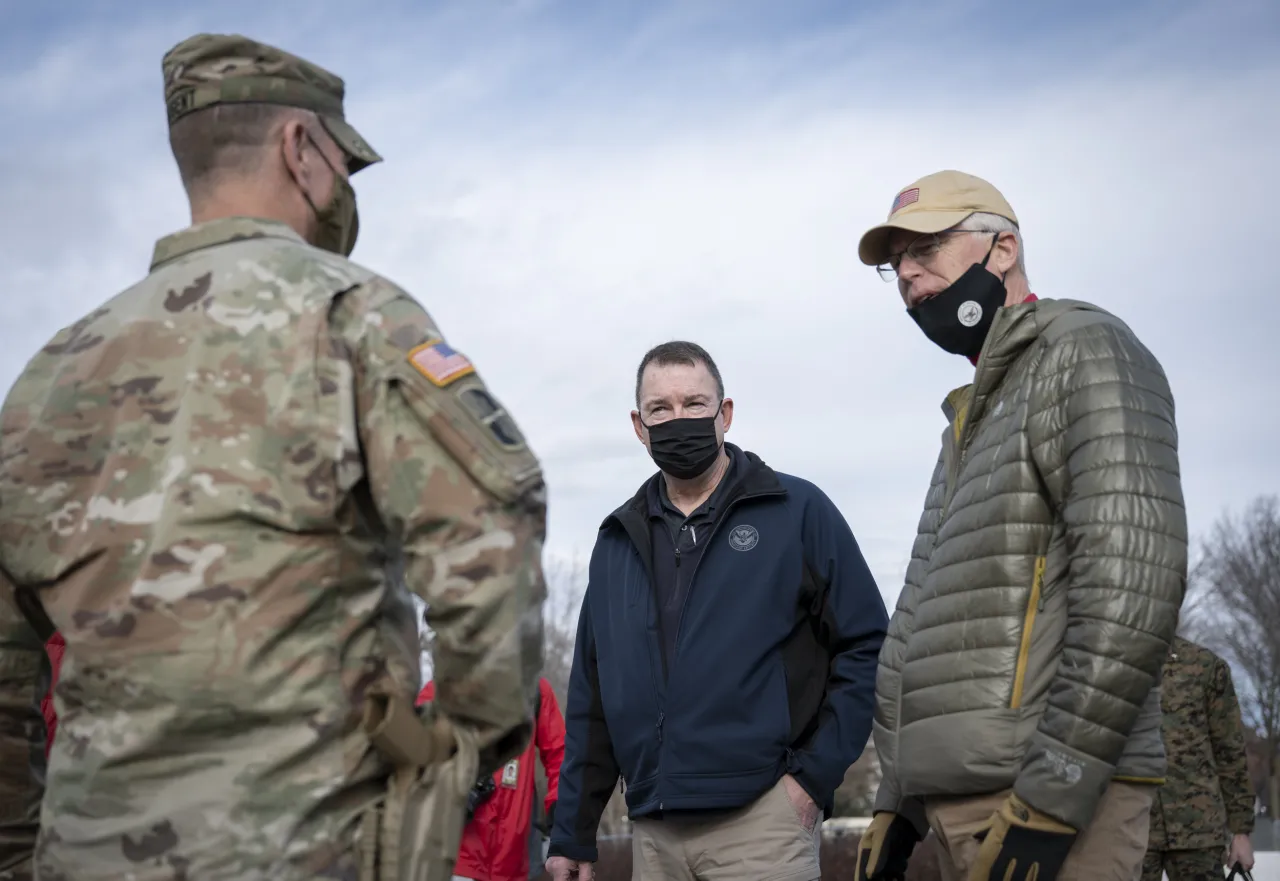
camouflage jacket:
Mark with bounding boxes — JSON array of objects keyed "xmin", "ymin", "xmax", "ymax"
[
  {"xmin": 1149, "ymin": 636, "xmax": 1255, "ymax": 851},
  {"xmin": 0, "ymin": 217, "xmax": 547, "ymax": 880}
]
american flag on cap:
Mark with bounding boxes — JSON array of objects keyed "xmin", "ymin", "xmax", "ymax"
[{"xmin": 890, "ymin": 187, "xmax": 920, "ymax": 215}]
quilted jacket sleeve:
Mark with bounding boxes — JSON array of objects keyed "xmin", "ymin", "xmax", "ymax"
[
  {"xmin": 1019, "ymin": 312, "xmax": 1187, "ymax": 830},
  {"xmin": 870, "ymin": 452, "xmax": 945, "ymax": 835},
  {"xmin": 869, "ymin": 581, "xmax": 928, "ymax": 835}
]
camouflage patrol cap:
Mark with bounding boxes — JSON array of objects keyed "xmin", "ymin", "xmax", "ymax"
[{"xmin": 162, "ymin": 33, "xmax": 382, "ymax": 174}]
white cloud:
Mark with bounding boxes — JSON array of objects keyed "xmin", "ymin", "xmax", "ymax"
[{"xmin": 2, "ymin": 1, "xmax": 1277, "ymax": 610}]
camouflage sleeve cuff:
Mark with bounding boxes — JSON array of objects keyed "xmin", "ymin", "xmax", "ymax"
[{"xmin": 1229, "ymin": 813, "xmax": 1255, "ymax": 835}]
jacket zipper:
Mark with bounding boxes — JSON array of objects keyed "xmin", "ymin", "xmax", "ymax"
[
  {"xmin": 942, "ymin": 309, "xmax": 1013, "ymax": 517},
  {"xmin": 606, "ymin": 507, "xmax": 672, "ymax": 808},
  {"xmin": 649, "ymin": 546, "xmax": 679, "ymax": 691},
  {"xmin": 940, "ymin": 418, "xmax": 964, "ymax": 517},
  {"xmin": 1010, "ymin": 556, "xmax": 1047, "ymax": 709},
  {"xmin": 623, "ymin": 543, "xmax": 665, "ymax": 772}
]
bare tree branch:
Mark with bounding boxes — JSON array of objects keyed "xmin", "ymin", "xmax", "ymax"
[
  {"xmin": 541, "ymin": 554, "xmax": 588, "ymax": 706},
  {"xmin": 1189, "ymin": 494, "xmax": 1280, "ymax": 817}
]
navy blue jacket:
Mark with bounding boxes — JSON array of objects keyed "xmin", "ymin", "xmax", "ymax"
[{"xmin": 548, "ymin": 446, "xmax": 888, "ymax": 862}]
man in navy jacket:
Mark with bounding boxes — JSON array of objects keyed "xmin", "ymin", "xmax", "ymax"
[{"xmin": 545, "ymin": 341, "xmax": 889, "ymax": 881}]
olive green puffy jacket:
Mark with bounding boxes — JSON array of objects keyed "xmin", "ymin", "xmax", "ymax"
[{"xmin": 872, "ymin": 297, "xmax": 1187, "ymax": 832}]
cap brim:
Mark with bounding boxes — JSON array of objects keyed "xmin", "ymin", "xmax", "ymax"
[
  {"xmin": 856, "ymin": 209, "xmax": 976, "ymax": 266},
  {"xmin": 319, "ymin": 115, "xmax": 383, "ymax": 175}
]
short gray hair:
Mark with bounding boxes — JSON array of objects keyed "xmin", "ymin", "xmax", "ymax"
[
  {"xmin": 169, "ymin": 103, "xmax": 313, "ymax": 199},
  {"xmin": 957, "ymin": 212, "xmax": 1027, "ymax": 281},
  {"xmin": 635, "ymin": 341, "xmax": 724, "ymax": 409}
]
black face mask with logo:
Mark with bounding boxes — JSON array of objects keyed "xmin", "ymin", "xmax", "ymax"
[
  {"xmin": 642, "ymin": 403, "xmax": 724, "ymax": 480},
  {"xmin": 907, "ymin": 234, "xmax": 1006, "ymax": 360}
]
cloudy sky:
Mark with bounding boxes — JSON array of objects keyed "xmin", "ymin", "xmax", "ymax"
[{"xmin": 2, "ymin": 0, "xmax": 1277, "ymax": 613}]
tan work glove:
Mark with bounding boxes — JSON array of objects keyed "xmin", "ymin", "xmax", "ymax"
[
  {"xmin": 969, "ymin": 793, "xmax": 1077, "ymax": 881},
  {"xmin": 855, "ymin": 811, "xmax": 921, "ymax": 881}
]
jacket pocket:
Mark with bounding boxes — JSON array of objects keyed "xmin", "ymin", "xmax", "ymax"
[{"xmin": 1010, "ymin": 556, "xmax": 1046, "ymax": 709}]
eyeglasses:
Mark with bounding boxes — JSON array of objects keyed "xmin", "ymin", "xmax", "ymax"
[{"xmin": 876, "ymin": 230, "xmax": 997, "ymax": 281}]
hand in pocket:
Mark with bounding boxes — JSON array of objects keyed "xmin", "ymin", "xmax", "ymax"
[{"xmin": 781, "ymin": 774, "xmax": 819, "ymax": 832}]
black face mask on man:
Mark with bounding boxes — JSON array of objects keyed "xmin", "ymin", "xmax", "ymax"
[
  {"xmin": 642, "ymin": 403, "xmax": 724, "ymax": 480},
  {"xmin": 907, "ymin": 234, "xmax": 1006, "ymax": 360}
]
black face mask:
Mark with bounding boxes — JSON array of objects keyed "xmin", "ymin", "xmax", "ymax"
[
  {"xmin": 907, "ymin": 235, "xmax": 1006, "ymax": 360},
  {"xmin": 642, "ymin": 403, "xmax": 723, "ymax": 480}
]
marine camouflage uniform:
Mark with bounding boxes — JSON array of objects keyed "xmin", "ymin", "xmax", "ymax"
[
  {"xmin": 1141, "ymin": 636, "xmax": 1255, "ymax": 881},
  {"xmin": 0, "ymin": 34, "xmax": 546, "ymax": 881}
]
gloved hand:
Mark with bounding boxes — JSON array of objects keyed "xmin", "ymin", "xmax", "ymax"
[
  {"xmin": 855, "ymin": 811, "xmax": 921, "ymax": 881},
  {"xmin": 969, "ymin": 793, "xmax": 1076, "ymax": 881}
]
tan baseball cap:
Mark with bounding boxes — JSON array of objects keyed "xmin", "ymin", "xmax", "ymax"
[
  {"xmin": 857, "ymin": 170, "xmax": 1018, "ymax": 266},
  {"xmin": 162, "ymin": 33, "xmax": 382, "ymax": 174}
]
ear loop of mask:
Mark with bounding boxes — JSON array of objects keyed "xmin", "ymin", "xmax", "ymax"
[
  {"xmin": 923, "ymin": 232, "xmax": 1003, "ymax": 306},
  {"xmin": 980, "ymin": 232, "xmax": 1010, "ymax": 284},
  {"xmin": 296, "ymin": 131, "xmax": 340, "ymax": 218}
]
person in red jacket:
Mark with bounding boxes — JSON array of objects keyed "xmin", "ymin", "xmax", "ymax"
[
  {"xmin": 418, "ymin": 676, "xmax": 565, "ymax": 881},
  {"xmin": 41, "ymin": 632, "xmax": 65, "ymax": 758}
]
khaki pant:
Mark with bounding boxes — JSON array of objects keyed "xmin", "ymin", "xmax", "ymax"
[
  {"xmin": 630, "ymin": 778, "xmax": 821, "ymax": 881},
  {"xmin": 925, "ymin": 782, "xmax": 1154, "ymax": 881}
]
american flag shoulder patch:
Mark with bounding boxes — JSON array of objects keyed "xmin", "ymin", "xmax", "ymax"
[
  {"xmin": 407, "ymin": 338, "xmax": 476, "ymax": 387},
  {"xmin": 891, "ymin": 187, "xmax": 920, "ymax": 215}
]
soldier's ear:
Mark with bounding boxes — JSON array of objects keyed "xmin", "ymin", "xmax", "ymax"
[{"xmin": 279, "ymin": 117, "xmax": 313, "ymax": 188}]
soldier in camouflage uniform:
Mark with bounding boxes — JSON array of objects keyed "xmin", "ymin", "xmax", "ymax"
[
  {"xmin": 1142, "ymin": 636, "xmax": 1256, "ymax": 881},
  {"xmin": 0, "ymin": 33, "xmax": 547, "ymax": 881}
]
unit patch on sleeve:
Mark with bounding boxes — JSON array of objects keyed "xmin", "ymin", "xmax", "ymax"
[{"xmin": 407, "ymin": 338, "xmax": 476, "ymax": 388}]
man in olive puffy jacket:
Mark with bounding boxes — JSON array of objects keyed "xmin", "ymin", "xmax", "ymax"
[{"xmin": 852, "ymin": 171, "xmax": 1187, "ymax": 881}]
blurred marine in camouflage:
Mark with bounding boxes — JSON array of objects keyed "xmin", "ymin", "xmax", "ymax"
[
  {"xmin": 1142, "ymin": 636, "xmax": 1256, "ymax": 881},
  {"xmin": 0, "ymin": 33, "xmax": 546, "ymax": 881}
]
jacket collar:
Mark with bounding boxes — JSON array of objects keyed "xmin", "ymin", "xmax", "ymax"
[
  {"xmin": 150, "ymin": 217, "xmax": 306, "ymax": 271},
  {"xmin": 601, "ymin": 442, "xmax": 783, "ymax": 530},
  {"xmin": 940, "ymin": 296, "xmax": 1112, "ymax": 433}
]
